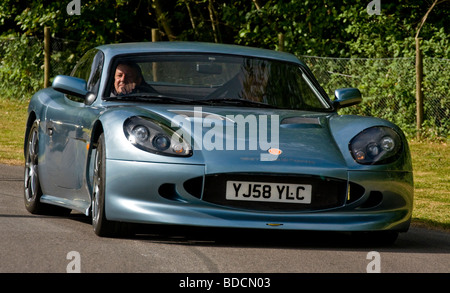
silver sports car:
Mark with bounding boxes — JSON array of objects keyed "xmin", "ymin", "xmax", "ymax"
[{"xmin": 24, "ymin": 42, "xmax": 413, "ymax": 244}]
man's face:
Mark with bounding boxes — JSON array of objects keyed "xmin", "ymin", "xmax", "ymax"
[{"xmin": 114, "ymin": 64, "xmax": 142, "ymax": 95}]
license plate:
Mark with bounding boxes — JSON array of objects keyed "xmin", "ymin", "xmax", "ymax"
[{"xmin": 225, "ymin": 180, "xmax": 312, "ymax": 204}]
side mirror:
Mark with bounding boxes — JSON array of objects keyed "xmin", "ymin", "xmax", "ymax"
[
  {"xmin": 52, "ymin": 75, "xmax": 96, "ymax": 105},
  {"xmin": 332, "ymin": 88, "xmax": 362, "ymax": 110}
]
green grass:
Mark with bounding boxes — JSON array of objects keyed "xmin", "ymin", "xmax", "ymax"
[
  {"xmin": 0, "ymin": 98, "xmax": 28, "ymax": 165},
  {"xmin": 409, "ymin": 140, "xmax": 450, "ymax": 230},
  {"xmin": 0, "ymin": 98, "xmax": 448, "ymax": 230}
]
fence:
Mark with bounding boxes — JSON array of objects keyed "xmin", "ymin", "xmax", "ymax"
[
  {"xmin": 300, "ymin": 56, "xmax": 449, "ymax": 139},
  {"xmin": 0, "ymin": 36, "xmax": 449, "ymax": 139}
]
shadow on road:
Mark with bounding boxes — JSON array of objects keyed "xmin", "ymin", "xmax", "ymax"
[
  {"xmin": 5, "ymin": 207, "xmax": 449, "ymax": 253},
  {"xmin": 61, "ymin": 211, "xmax": 450, "ymax": 252},
  {"xmin": 123, "ymin": 222, "xmax": 450, "ymax": 253}
]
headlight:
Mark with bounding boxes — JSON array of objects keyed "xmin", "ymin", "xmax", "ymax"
[
  {"xmin": 349, "ymin": 126, "xmax": 402, "ymax": 165},
  {"xmin": 124, "ymin": 116, "xmax": 192, "ymax": 157}
]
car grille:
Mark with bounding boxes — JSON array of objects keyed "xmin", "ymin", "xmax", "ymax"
[{"xmin": 185, "ymin": 173, "xmax": 348, "ymax": 211}]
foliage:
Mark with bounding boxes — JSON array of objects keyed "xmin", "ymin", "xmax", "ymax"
[
  {"xmin": 229, "ymin": 0, "xmax": 351, "ymax": 55},
  {"xmin": 421, "ymin": 57, "xmax": 450, "ymax": 139},
  {"xmin": 338, "ymin": 0, "xmax": 450, "ymax": 58},
  {"xmin": 0, "ymin": 35, "xmax": 43, "ymax": 101},
  {"xmin": 0, "ymin": 0, "xmax": 158, "ymax": 99},
  {"xmin": 1, "ymin": 1, "xmax": 449, "ymax": 55},
  {"xmin": 303, "ymin": 55, "xmax": 450, "ymax": 139},
  {"xmin": 323, "ymin": 58, "xmax": 417, "ymax": 137}
]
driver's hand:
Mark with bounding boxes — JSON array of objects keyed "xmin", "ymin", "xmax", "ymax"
[{"xmin": 117, "ymin": 82, "xmax": 137, "ymax": 95}]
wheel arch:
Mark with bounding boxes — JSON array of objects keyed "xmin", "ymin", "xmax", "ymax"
[
  {"xmin": 24, "ymin": 112, "xmax": 38, "ymax": 158},
  {"xmin": 91, "ymin": 120, "xmax": 104, "ymax": 147},
  {"xmin": 85, "ymin": 119, "xmax": 104, "ymax": 208}
]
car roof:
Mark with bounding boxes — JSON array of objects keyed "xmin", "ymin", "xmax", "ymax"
[{"xmin": 96, "ymin": 41, "xmax": 303, "ymax": 65}]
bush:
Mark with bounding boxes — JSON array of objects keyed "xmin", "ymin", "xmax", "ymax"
[
  {"xmin": 302, "ymin": 56, "xmax": 449, "ymax": 140},
  {"xmin": 0, "ymin": 35, "xmax": 43, "ymax": 100}
]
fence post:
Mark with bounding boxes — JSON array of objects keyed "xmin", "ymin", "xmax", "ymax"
[
  {"xmin": 44, "ymin": 26, "xmax": 51, "ymax": 88},
  {"xmin": 151, "ymin": 29, "xmax": 161, "ymax": 82},
  {"xmin": 415, "ymin": 37, "xmax": 424, "ymax": 139},
  {"xmin": 152, "ymin": 28, "xmax": 161, "ymax": 42},
  {"xmin": 278, "ymin": 33, "xmax": 285, "ymax": 52}
]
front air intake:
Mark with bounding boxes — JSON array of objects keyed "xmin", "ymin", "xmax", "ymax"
[
  {"xmin": 183, "ymin": 177, "xmax": 203, "ymax": 199},
  {"xmin": 360, "ymin": 191, "xmax": 383, "ymax": 209}
]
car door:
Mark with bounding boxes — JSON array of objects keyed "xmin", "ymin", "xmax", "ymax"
[{"xmin": 40, "ymin": 49, "xmax": 104, "ymax": 211}]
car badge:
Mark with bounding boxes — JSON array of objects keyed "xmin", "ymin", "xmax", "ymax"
[{"xmin": 268, "ymin": 148, "xmax": 282, "ymax": 155}]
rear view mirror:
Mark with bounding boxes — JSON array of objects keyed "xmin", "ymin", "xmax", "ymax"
[
  {"xmin": 196, "ymin": 63, "xmax": 222, "ymax": 75},
  {"xmin": 332, "ymin": 88, "xmax": 362, "ymax": 110}
]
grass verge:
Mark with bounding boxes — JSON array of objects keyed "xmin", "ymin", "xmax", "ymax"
[
  {"xmin": 409, "ymin": 140, "xmax": 449, "ymax": 230},
  {"xmin": 0, "ymin": 98, "xmax": 28, "ymax": 165},
  {"xmin": 0, "ymin": 98, "xmax": 448, "ymax": 230}
]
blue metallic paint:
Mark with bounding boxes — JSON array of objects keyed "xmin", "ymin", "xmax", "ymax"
[{"xmin": 24, "ymin": 42, "xmax": 413, "ymax": 238}]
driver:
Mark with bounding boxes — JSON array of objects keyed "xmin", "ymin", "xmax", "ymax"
[{"xmin": 111, "ymin": 62, "xmax": 156, "ymax": 96}]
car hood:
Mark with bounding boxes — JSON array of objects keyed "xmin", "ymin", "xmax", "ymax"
[{"xmin": 130, "ymin": 105, "xmax": 349, "ymax": 178}]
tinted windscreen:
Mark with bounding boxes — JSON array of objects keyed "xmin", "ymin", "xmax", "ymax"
[{"xmin": 106, "ymin": 54, "xmax": 331, "ymax": 110}]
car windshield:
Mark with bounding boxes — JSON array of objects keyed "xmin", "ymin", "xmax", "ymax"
[{"xmin": 105, "ymin": 54, "xmax": 331, "ymax": 111}]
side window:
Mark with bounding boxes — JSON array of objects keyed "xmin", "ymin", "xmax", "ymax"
[{"xmin": 69, "ymin": 49, "xmax": 104, "ymax": 102}]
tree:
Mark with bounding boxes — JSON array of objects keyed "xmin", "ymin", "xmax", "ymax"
[{"xmin": 414, "ymin": 0, "xmax": 449, "ymax": 137}]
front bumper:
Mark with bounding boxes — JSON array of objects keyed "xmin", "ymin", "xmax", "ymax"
[{"xmin": 104, "ymin": 160, "xmax": 413, "ymax": 232}]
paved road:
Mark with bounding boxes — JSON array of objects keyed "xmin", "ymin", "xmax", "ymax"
[{"xmin": 1, "ymin": 163, "xmax": 449, "ymax": 275}]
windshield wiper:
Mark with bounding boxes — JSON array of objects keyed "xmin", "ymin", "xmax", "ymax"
[
  {"xmin": 104, "ymin": 93, "xmax": 198, "ymax": 104},
  {"xmin": 199, "ymin": 98, "xmax": 277, "ymax": 108}
]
